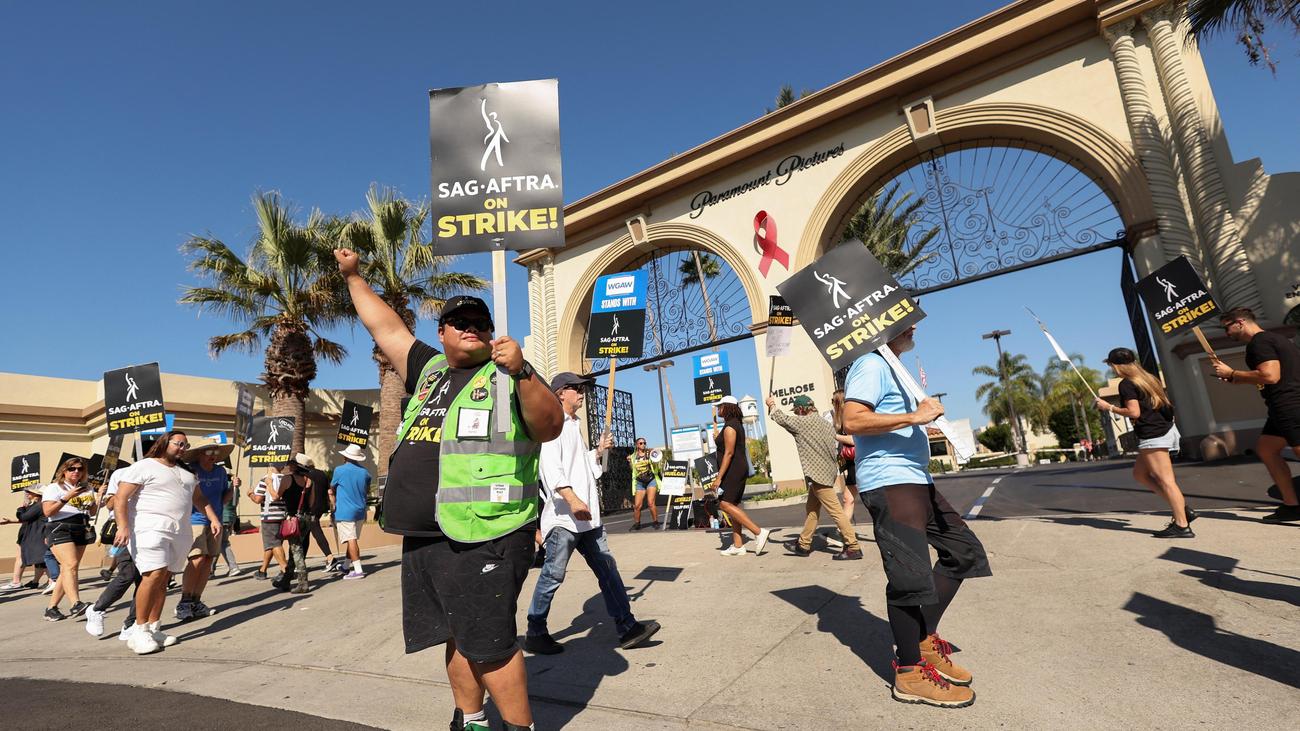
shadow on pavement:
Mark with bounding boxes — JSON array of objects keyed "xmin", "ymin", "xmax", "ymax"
[
  {"xmin": 1122, "ymin": 592, "xmax": 1300, "ymax": 689},
  {"xmin": 528, "ymin": 593, "xmax": 636, "ymax": 730},
  {"xmin": 1035, "ymin": 515, "xmax": 1152, "ymax": 535},
  {"xmin": 1155, "ymin": 545, "xmax": 1300, "ymax": 608},
  {"xmin": 771, "ymin": 585, "xmax": 894, "ymax": 685},
  {"xmin": 0, "ymin": 678, "xmax": 380, "ymax": 730}
]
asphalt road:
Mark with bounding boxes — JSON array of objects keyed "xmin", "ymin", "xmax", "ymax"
[
  {"xmin": 7, "ymin": 678, "xmax": 381, "ymax": 731},
  {"xmin": 602, "ymin": 457, "xmax": 1296, "ymax": 533}
]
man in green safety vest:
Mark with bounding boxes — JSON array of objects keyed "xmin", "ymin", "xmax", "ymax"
[{"xmin": 335, "ymin": 247, "xmax": 564, "ymax": 731}]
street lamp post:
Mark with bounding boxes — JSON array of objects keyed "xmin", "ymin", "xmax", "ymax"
[
  {"xmin": 643, "ymin": 360, "xmax": 674, "ymax": 450},
  {"xmin": 981, "ymin": 329, "xmax": 1027, "ymax": 458}
]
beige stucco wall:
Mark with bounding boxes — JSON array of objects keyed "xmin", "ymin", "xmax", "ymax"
[{"xmin": 1, "ymin": 370, "xmax": 382, "ymax": 562}]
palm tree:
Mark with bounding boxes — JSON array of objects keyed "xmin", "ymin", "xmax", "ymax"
[
  {"xmin": 333, "ymin": 185, "xmax": 487, "ymax": 473},
  {"xmin": 679, "ymin": 252, "xmax": 722, "ymax": 343},
  {"xmin": 765, "ymin": 84, "xmax": 812, "ymax": 114},
  {"xmin": 180, "ymin": 191, "xmax": 348, "ymax": 455},
  {"xmin": 972, "ymin": 352, "xmax": 1042, "ymax": 445},
  {"xmin": 1185, "ymin": 0, "xmax": 1300, "ymax": 73},
  {"xmin": 1040, "ymin": 354, "xmax": 1109, "ymax": 447},
  {"xmin": 841, "ymin": 182, "xmax": 938, "ymax": 278}
]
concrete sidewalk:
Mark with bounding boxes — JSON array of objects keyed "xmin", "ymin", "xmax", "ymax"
[{"xmin": 1, "ymin": 505, "xmax": 1296, "ymax": 729}]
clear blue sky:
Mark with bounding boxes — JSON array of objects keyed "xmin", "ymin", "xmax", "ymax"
[{"xmin": 2, "ymin": 1, "xmax": 1296, "ymax": 445}]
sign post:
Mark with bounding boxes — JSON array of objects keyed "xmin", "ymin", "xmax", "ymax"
[
  {"xmin": 429, "ymin": 79, "xmax": 566, "ymax": 434},
  {"xmin": 777, "ymin": 241, "xmax": 972, "ymax": 462},
  {"xmin": 1135, "ymin": 255, "xmax": 1221, "ymax": 358}
]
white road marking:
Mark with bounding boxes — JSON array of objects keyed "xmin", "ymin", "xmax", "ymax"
[{"xmin": 965, "ymin": 478, "xmax": 1004, "ymax": 520}]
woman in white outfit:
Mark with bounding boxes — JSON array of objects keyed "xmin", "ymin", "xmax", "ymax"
[{"xmin": 113, "ymin": 431, "xmax": 222, "ymax": 654}]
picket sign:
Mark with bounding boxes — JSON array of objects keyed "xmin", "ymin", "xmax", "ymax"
[{"xmin": 874, "ymin": 346, "xmax": 975, "ymax": 463}]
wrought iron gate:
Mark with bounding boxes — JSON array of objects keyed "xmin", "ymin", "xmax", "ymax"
[{"xmin": 585, "ymin": 384, "xmax": 636, "ymax": 514}]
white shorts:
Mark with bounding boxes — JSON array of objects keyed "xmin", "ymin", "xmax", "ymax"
[
  {"xmin": 130, "ymin": 514, "xmax": 192, "ymax": 574},
  {"xmin": 1137, "ymin": 424, "xmax": 1181, "ymax": 453},
  {"xmin": 335, "ymin": 519, "xmax": 363, "ymax": 543}
]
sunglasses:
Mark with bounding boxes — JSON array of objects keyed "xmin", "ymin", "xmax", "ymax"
[
  {"xmin": 444, "ymin": 315, "xmax": 493, "ymax": 333},
  {"xmin": 170, "ymin": 440, "xmax": 190, "ymax": 448},
  {"xmin": 636, "ymin": 441, "xmax": 646, "ymax": 446},
  {"xmin": 66, "ymin": 466, "xmax": 84, "ymax": 472}
]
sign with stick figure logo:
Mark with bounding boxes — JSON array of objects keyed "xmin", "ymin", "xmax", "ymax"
[
  {"xmin": 1135, "ymin": 256, "xmax": 1220, "ymax": 336},
  {"xmin": 586, "ymin": 270, "xmax": 647, "ymax": 359},
  {"xmin": 693, "ymin": 352, "xmax": 731, "ymax": 405},
  {"xmin": 103, "ymin": 362, "xmax": 166, "ymax": 437},
  {"xmin": 248, "ymin": 416, "xmax": 295, "ymax": 465},
  {"xmin": 11, "ymin": 453, "xmax": 40, "ymax": 493},
  {"xmin": 429, "ymin": 79, "xmax": 565, "ymax": 254},
  {"xmin": 336, "ymin": 399, "xmax": 374, "ymax": 448}
]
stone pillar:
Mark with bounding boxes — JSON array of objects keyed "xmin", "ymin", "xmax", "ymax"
[
  {"xmin": 525, "ymin": 254, "xmax": 560, "ymax": 381},
  {"xmin": 1144, "ymin": 3, "xmax": 1265, "ymax": 313},
  {"xmin": 1102, "ymin": 18, "xmax": 1201, "ymax": 266}
]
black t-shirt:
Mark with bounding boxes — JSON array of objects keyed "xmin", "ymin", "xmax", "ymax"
[
  {"xmin": 383, "ymin": 340, "xmax": 480, "ymax": 537},
  {"xmin": 306, "ymin": 468, "xmax": 331, "ymax": 517},
  {"xmin": 1246, "ymin": 331, "xmax": 1300, "ymax": 415},
  {"xmin": 279, "ymin": 474, "xmax": 307, "ymax": 515},
  {"xmin": 1118, "ymin": 378, "xmax": 1174, "ymax": 441}
]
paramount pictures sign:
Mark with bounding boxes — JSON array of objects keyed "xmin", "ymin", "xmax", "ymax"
[
  {"xmin": 776, "ymin": 241, "xmax": 925, "ymax": 369},
  {"xmin": 103, "ymin": 363, "xmax": 166, "ymax": 437}
]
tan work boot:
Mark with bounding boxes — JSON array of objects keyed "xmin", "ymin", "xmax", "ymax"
[
  {"xmin": 892, "ymin": 660, "xmax": 975, "ymax": 708},
  {"xmin": 921, "ymin": 633, "xmax": 973, "ymax": 685}
]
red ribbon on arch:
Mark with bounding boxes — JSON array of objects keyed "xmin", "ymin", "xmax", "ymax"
[{"xmin": 753, "ymin": 210, "xmax": 790, "ymax": 277}]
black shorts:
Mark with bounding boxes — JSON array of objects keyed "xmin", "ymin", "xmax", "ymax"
[
  {"xmin": 859, "ymin": 483, "xmax": 991, "ymax": 606},
  {"xmin": 46, "ymin": 518, "xmax": 93, "ymax": 547},
  {"xmin": 401, "ymin": 527, "xmax": 535, "ymax": 663},
  {"xmin": 1261, "ymin": 413, "xmax": 1300, "ymax": 448}
]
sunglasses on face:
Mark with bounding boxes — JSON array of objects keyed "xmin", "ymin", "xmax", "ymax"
[
  {"xmin": 170, "ymin": 441, "xmax": 189, "ymax": 448},
  {"xmin": 636, "ymin": 441, "xmax": 646, "ymax": 446},
  {"xmin": 444, "ymin": 315, "xmax": 493, "ymax": 333},
  {"xmin": 66, "ymin": 466, "xmax": 84, "ymax": 472}
]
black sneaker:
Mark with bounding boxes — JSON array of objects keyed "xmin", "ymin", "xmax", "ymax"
[
  {"xmin": 630, "ymin": 523, "xmax": 644, "ymax": 531},
  {"xmin": 68, "ymin": 601, "xmax": 90, "ymax": 618},
  {"xmin": 1185, "ymin": 508, "xmax": 1199, "ymax": 524},
  {"xmin": 1152, "ymin": 521, "xmax": 1194, "ymax": 538},
  {"xmin": 833, "ymin": 548, "xmax": 865, "ymax": 561},
  {"xmin": 44, "ymin": 607, "xmax": 66, "ymax": 622},
  {"xmin": 1261, "ymin": 504, "xmax": 1300, "ymax": 524},
  {"xmin": 254, "ymin": 570, "xmax": 268, "ymax": 581},
  {"xmin": 523, "ymin": 633, "xmax": 564, "ymax": 655},
  {"xmin": 785, "ymin": 541, "xmax": 811, "ymax": 557},
  {"xmin": 1267, "ymin": 484, "xmax": 1282, "ymax": 501},
  {"xmin": 618, "ymin": 620, "xmax": 661, "ymax": 650}
]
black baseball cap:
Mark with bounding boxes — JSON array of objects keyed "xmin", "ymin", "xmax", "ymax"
[
  {"xmin": 1104, "ymin": 347, "xmax": 1137, "ymax": 365},
  {"xmin": 550, "ymin": 371, "xmax": 594, "ymax": 392},
  {"xmin": 440, "ymin": 296, "xmax": 494, "ymax": 329}
]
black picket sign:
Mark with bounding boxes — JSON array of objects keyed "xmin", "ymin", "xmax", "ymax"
[
  {"xmin": 693, "ymin": 454, "xmax": 719, "ymax": 491},
  {"xmin": 429, "ymin": 79, "xmax": 565, "ymax": 254},
  {"xmin": 694, "ymin": 373, "xmax": 731, "ymax": 405},
  {"xmin": 247, "ymin": 416, "xmax": 296, "ymax": 466},
  {"xmin": 10, "ymin": 452, "xmax": 40, "ymax": 493},
  {"xmin": 1135, "ymin": 256, "xmax": 1221, "ymax": 337},
  {"xmin": 337, "ymin": 400, "xmax": 374, "ymax": 448},
  {"xmin": 103, "ymin": 362, "xmax": 166, "ymax": 437},
  {"xmin": 776, "ymin": 241, "xmax": 925, "ymax": 369}
]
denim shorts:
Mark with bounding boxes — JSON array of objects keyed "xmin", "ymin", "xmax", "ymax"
[{"xmin": 1137, "ymin": 424, "xmax": 1181, "ymax": 452}]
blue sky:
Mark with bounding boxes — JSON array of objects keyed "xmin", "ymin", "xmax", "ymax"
[{"xmin": 2, "ymin": 1, "xmax": 1297, "ymax": 445}]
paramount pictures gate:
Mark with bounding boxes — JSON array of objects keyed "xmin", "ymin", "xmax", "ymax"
[{"xmin": 585, "ymin": 385, "xmax": 636, "ymax": 514}]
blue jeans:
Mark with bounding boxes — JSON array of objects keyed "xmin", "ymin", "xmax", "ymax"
[
  {"xmin": 527, "ymin": 525, "xmax": 635, "ymax": 637},
  {"xmin": 43, "ymin": 548, "xmax": 60, "ymax": 581}
]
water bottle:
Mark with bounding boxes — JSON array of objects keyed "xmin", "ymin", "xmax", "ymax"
[{"xmin": 108, "ymin": 545, "xmax": 123, "ymax": 558}]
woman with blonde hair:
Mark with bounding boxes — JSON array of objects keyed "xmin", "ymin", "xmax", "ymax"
[
  {"xmin": 1096, "ymin": 348, "xmax": 1197, "ymax": 538},
  {"xmin": 41, "ymin": 456, "xmax": 98, "ymax": 620}
]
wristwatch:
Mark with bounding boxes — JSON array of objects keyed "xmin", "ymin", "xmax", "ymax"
[{"xmin": 511, "ymin": 360, "xmax": 536, "ymax": 381}]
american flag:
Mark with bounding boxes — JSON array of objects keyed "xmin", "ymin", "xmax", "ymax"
[{"xmin": 917, "ymin": 357, "xmax": 928, "ymax": 390}]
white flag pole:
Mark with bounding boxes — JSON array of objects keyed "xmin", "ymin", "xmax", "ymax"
[
  {"xmin": 875, "ymin": 345, "xmax": 975, "ymax": 463},
  {"xmin": 492, "ymin": 249, "xmax": 511, "ymax": 434}
]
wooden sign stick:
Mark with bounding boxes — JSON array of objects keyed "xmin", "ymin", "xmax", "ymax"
[
  {"xmin": 767, "ymin": 356, "xmax": 776, "ymax": 396},
  {"xmin": 602, "ymin": 357, "xmax": 617, "ymax": 470},
  {"xmin": 1192, "ymin": 325, "xmax": 1218, "ymax": 359}
]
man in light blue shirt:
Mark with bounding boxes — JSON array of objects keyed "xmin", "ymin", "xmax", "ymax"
[
  {"xmin": 330, "ymin": 444, "xmax": 372, "ymax": 579},
  {"xmin": 843, "ymin": 325, "xmax": 990, "ymax": 708}
]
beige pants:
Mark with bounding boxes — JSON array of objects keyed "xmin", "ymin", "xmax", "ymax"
[{"xmin": 799, "ymin": 478, "xmax": 859, "ymax": 551}]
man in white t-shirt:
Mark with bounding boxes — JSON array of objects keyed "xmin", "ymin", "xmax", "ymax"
[
  {"xmin": 523, "ymin": 373, "xmax": 661, "ymax": 655},
  {"xmin": 113, "ymin": 431, "xmax": 221, "ymax": 655}
]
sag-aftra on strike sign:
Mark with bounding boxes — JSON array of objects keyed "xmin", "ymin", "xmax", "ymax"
[{"xmin": 776, "ymin": 241, "xmax": 925, "ymax": 368}]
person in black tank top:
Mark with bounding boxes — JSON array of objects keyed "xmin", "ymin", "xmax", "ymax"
[
  {"xmin": 1095, "ymin": 348, "xmax": 1196, "ymax": 538},
  {"xmin": 713, "ymin": 398, "xmax": 771, "ymax": 556}
]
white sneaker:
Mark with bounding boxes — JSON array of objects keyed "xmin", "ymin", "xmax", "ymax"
[
  {"xmin": 118, "ymin": 624, "xmax": 135, "ymax": 642},
  {"xmin": 128, "ymin": 628, "xmax": 161, "ymax": 655},
  {"xmin": 720, "ymin": 545, "xmax": 746, "ymax": 556},
  {"xmin": 85, "ymin": 606, "xmax": 105, "ymax": 637},
  {"xmin": 149, "ymin": 622, "xmax": 178, "ymax": 648},
  {"xmin": 754, "ymin": 528, "xmax": 772, "ymax": 556},
  {"xmin": 40, "ymin": 582, "xmax": 55, "ymax": 595}
]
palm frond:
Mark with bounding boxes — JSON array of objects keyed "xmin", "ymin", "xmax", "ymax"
[
  {"xmin": 178, "ymin": 287, "xmax": 259, "ymax": 321},
  {"xmin": 312, "ymin": 336, "xmax": 348, "ymax": 365},
  {"xmin": 208, "ymin": 329, "xmax": 263, "ymax": 358}
]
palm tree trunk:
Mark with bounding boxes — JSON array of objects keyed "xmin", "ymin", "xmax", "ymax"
[
  {"xmin": 271, "ymin": 393, "xmax": 307, "ymax": 457},
  {"xmin": 375, "ymin": 353, "xmax": 404, "ymax": 477},
  {"xmin": 690, "ymin": 250, "xmax": 718, "ymax": 344}
]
